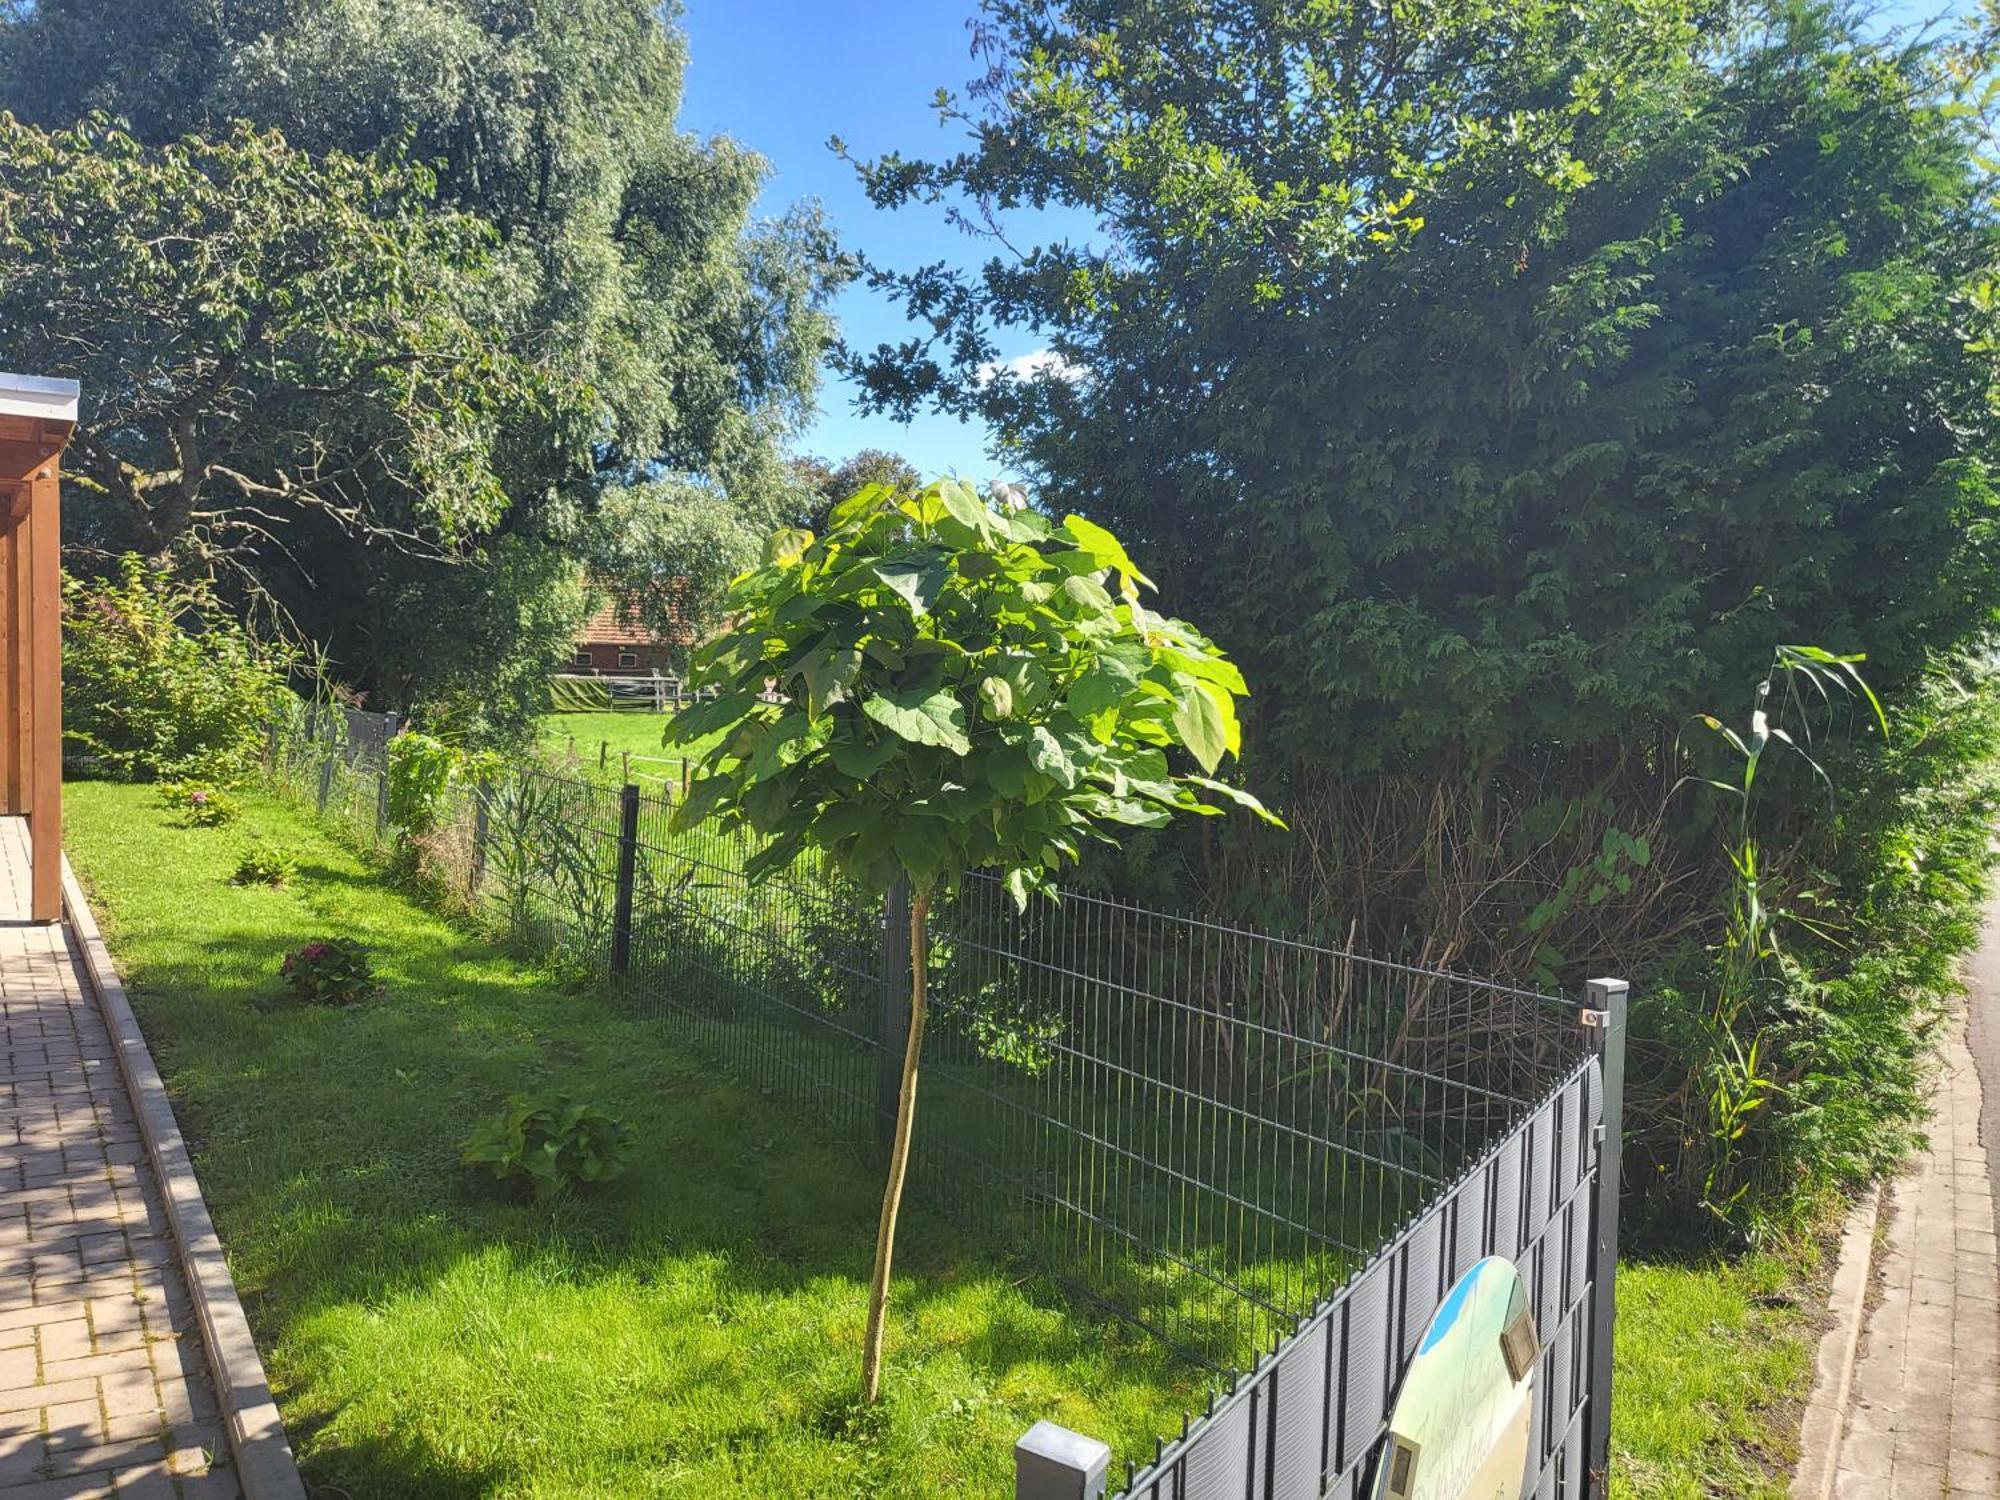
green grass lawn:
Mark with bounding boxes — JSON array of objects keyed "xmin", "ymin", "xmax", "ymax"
[
  {"xmin": 537, "ymin": 711, "xmax": 719, "ymax": 789},
  {"xmin": 66, "ymin": 775, "xmax": 1821, "ymax": 1498},
  {"xmin": 65, "ymin": 780, "xmax": 1201, "ymax": 1499},
  {"xmin": 1610, "ymin": 1248, "xmax": 1821, "ymax": 1498}
]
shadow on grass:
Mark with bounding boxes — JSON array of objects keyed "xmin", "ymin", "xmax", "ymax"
[{"xmin": 69, "ymin": 784, "xmax": 1208, "ymax": 1496}]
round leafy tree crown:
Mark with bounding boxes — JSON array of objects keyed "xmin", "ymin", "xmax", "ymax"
[{"xmin": 669, "ymin": 479, "xmax": 1280, "ymax": 903}]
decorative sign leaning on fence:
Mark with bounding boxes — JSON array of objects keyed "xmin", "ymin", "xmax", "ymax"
[
  {"xmin": 267, "ymin": 706, "xmax": 1627, "ymax": 1500},
  {"xmin": 1374, "ymin": 1256, "xmax": 1538, "ymax": 1500}
]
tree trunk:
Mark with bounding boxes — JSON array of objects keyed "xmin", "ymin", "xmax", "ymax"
[{"xmin": 860, "ymin": 886, "xmax": 930, "ymax": 1403}]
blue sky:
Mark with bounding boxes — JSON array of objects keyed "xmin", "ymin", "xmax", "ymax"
[
  {"xmin": 676, "ymin": 0, "xmax": 1090, "ymax": 482},
  {"xmin": 678, "ymin": 0, "xmax": 1972, "ymax": 480}
]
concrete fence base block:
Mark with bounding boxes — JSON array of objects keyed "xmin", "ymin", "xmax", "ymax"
[{"xmin": 1016, "ymin": 1419, "xmax": 1112, "ymax": 1500}]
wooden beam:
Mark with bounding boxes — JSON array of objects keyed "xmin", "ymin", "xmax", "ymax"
[
  {"xmin": 27, "ymin": 454, "xmax": 60, "ymax": 920},
  {"xmin": 0, "ymin": 513, "xmax": 13, "ymax": 815},
  {"xmin": 5, "ymin": 476, "xmax": 28, "ymax": 824}
]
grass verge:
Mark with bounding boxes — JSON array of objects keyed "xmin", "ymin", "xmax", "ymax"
[
  {"xmin": 1610, "ymin": 1245, "xmax": 1823, "ymax": 1497},
  {"xmin": 65, "ymin": 780, "xmax": 1201, "ymax": 1498}
]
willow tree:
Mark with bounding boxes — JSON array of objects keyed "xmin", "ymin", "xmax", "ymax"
[{"xmin": 668, "ymin": 478, "xmax": 1280, "ymax": 1400}]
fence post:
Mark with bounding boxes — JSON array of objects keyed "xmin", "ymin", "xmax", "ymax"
[
  {"xmin": 471, "ymin": 779, "xmax": 491, "ymax": 895},
  {"xmin": 316, "ymin": 746, "xmax": 334, "ymax": 813},
  {"xmin": 1583, "ymin": 977, "xmax": 1628, "ymax": 1500},
  {"xmin": 1015, "ymin": 1421, "xmax": 1110, "ymax": 1500},
  {"xmin": 611, "ymin": 782, "xmax": 640, "ymax": 976},
  {"xmin": 376, "ymin": 711, "xmax": 399, "ymax": 835},
  {"xmin": 877, "ymin": 879, "xmax": 912, "ymax": 1156}
]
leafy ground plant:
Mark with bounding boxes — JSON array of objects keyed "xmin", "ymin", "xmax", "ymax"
[
  {"xmin": 279, "ymin": 937, "xmax": 377, "ymax": 1005},
  {"xmin": 461, "ymin": 1094, "xmax": 632, "ymax": 1201},
  {"xmin": 669, "ymin": 478, "xmax": 1281, "ymax": 1402},
  {"xmin": 161, "ymin": 781, "xmax": 242, "ymax": 828},
  {"xmin": 231, "ymin": 840, "xmax": 298, "ymax": 888}
]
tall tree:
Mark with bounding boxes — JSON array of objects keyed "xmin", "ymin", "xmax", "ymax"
[
  {"xmin": 0, "ymin": 118, "xmax": 580, "ymax": 573},
  {"xmin": 789, "ymin": 447, "xmax": 923, "ymax": 530},
  {"xmin": 845, "ymin": 0, "xmax": 2000, "ymax": 1232},
  {"xmin": 1, "ymin": 0, "xmax": 847, "ymax": 724}
]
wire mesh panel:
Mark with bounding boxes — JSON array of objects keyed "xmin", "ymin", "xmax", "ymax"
[
  {"xmin": 476, "ymin": 771, "xmax": 626, "ymax": 967},
  {"xmin": 617, "ymin": 785, "xmax": 885, "ymax": 1141},
  {"xmin": 920, "ymin": 873, "xmax": 1583, "ymax": 1371},
  {"xmin": 268, "ymin": 702, "xmax": 397, "ymax": 850}
]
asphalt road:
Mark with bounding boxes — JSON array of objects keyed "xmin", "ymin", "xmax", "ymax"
[{"xmin": 1965, "ymin": 892, "xmax": 2000, "ymax": 1206}]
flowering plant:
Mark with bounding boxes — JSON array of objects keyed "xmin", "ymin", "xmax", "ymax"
[
  {"xmin": 278, "ymin": 937, "xmax": 376, "ymax": 1005},
  {"xmin": 159, "ymin": 780, "xmax": 241, "ymax": 828}
]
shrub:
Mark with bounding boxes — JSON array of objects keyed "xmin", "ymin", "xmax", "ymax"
[
  {"xmin": 386, "ymin": 731, "xmax": 498, "ymax": 837},
  {"xmin": 279, "ymin": 938, "xmax": 377, "ymax": 1005},
  {"xmin": 160, "ymin": 782, "xmax": 242, "ymax": 828},
  {"xmin": 64, "ymin": 557, "xmax": 291, "ymax": 782},
  {"xmin": 230, "ymin": 841, "xmax": 298, "ymax": 888},
  {"xmin": 461, "ymin": 1094, "xmax": 631, "ymax": 1200}
]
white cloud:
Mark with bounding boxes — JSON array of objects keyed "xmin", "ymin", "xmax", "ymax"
[{"xmin": 974, "ymin": 348, "xmax": 1087, "ymax": 387}]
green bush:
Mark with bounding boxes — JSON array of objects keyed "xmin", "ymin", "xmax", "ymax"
[
  {"xmin": 159, "ymin": 781, "xmax": 242, "ymax": 828},
  {"xmin": 461, "ymin": 1094, "xmax": 631, "ymax": 1201},
  {"xmin": 230, "ymin": 840, "xmax": 298, "ymax": 888},
  {"xmin": 279, "ymin": 937, "xmax": 377, "ymax": 1005},
  {"xmin": 64, "ymin": 557, "xmax": 290, "ymax": 781}
]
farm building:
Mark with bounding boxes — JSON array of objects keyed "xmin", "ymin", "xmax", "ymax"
[{"xmin": 567, "ymin": 586, "xmax": 692, "ymax": 676}]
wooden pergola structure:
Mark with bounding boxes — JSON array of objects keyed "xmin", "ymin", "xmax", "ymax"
[{"xmin": 0, "ymin": 373, "xmax": 74, "ymax": 922}]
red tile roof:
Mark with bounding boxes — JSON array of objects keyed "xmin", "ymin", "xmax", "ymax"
[{"xmin": 577, "ymin": 581, "xmax": 695, "ymax": 647}]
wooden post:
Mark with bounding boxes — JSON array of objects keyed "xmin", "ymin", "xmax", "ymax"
[
  {"xmin": 8, "ymin": 503, "xmax": 30, "ymax": 814},
  {"xmin": 27, "ymin": 457, "xmax": 58, "ymax": 921},
  {"xmin": 610, "ymin": 783, "xmax": 640, "ymax": 975},
  {"xmin": 0, "ymin": 374, "xmax": 76, "ymax": 923},
  {"xmin": 0, "ymin": 518, "xmax": 13, "ymax": 808}
]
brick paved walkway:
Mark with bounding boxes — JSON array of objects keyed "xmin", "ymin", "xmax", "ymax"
[
  {"xmin": 1832, "ymin": 1013, "xmax": 2000, "ymax": 1498},
  {"xmin": 0, "ymin": 821, "xmax": 238, "ymax": 1499}
]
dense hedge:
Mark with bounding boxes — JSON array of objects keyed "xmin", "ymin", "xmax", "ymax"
[{"xmin": 851, "ymin": 0, "xmax": 2000, "ymax": 1240}]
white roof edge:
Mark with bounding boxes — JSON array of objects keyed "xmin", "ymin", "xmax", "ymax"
[{"xmin": 0, "ymin": 373, "xmax": 79, "ymax": 427}]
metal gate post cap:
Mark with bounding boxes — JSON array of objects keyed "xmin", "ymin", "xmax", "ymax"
[
  {"xmin": 1584, "ymin": 977, "xmax": 1629, "ymax": 997},
  {"xmin": 1015, "ymin": 1421, "xmax": 1111, "ymax": 1500}
]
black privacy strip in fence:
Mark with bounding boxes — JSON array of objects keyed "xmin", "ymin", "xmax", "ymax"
[{"xmin": 1117, "ymin": 1055, "xmax": 1603, "ymax": 1500}]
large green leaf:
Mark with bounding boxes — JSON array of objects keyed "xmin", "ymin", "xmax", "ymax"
[
  {"xmin": 1171, "ymin": 678, "xmax": 1229, "ymax": 773},
  {"xmin": 829, "ymin": 732, "xmax": 900, "ymax": 779},
  {"xmin": 862, "ymin": 689, "xmax": 972, "ymax": 754},
  {"xmin": 893, "ymin": 817, "xmax": 955, "ymax": 888},
  {"xmin": 1061, "ymin": 514, "xmax": 1156, "ymax": 591},
  {"xmin": 872, "ymin": 550, "xmax": 950, "ymax": 616},
  {"xmin": 1026, "ymin": 725, "xmax": 1080, "ymax": 788}
]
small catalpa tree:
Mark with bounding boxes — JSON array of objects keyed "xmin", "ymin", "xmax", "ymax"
[{"xmin": 668, "ymin": 477, "xmax": 1280, "ymax": 1400}]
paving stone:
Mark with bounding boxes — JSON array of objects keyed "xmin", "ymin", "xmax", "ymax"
[
  {"xmin": 0, "ymin": 831, "xmax": 242, "ymax": 1500},
  {"xmin": 1832, "ymin": 1016, "xmax": 2000, "ymax": 1497}
]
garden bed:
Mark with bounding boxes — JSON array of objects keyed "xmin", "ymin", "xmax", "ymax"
[{"xmin": 64, "ymin": 782, "xmax": 1203, "ymax": 1498}]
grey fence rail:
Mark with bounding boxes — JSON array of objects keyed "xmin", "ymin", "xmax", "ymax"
[{"xmin": 267, "ymin": 705, "xmax": 1624, "ymax": 1500}]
